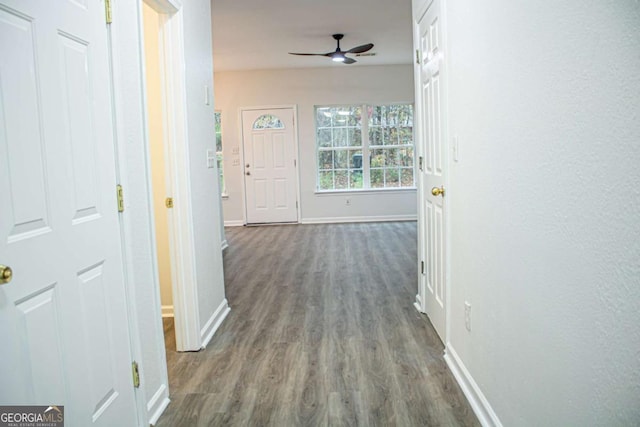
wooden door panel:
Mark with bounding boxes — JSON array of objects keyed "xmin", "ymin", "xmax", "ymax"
[
  {"xmin": 426, "ymin": 200, "xmax": 435, "ymax": 294},
  {"xmin": 418, "ymin": 0, "xmax": 447, "ymax": 341},
  {"xmin": 0, "ymin": 1, "xmax": 137, "ymax": 424},
  {"xmin": 0, "ymin": 8, "xmax": 51, "ymax": 241},
  {"xmin": 14, "ymin": 287, "xmax": 66, "ymax": 403},
  {"xmin": 243, "ymin": 109, "xmax": 297, "ymax": 224},
  {"xmin": 58, "ymin": 33, "xmax": 101, "ymax": 223},
  {"xmin": 253, "ymin": 134, "xmax": 266, "ymax": 169},
  {"xmin": 272, "ymin": 133, "xmax": 286, "ymax": 169}
]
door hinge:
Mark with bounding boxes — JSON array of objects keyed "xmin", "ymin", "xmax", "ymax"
[
  {"xmin": 105, "ymin": 0, "xmax": 112, "ymax": 24},
  {"xmin": 421, "ymin": 261, "xmax": 425, "ymax": 275},
  {"xmin": 419, "ymin": 156, "xmax": 424, "ymax": 172},
  {"xmin": 294, "ymin": 159, "xmax": 297, "ymax": 167},
  {"xmin": 131, "ymin": 361, "xmax": 140, "ymax": 388},
  {"xmin": 296, "ymin": 201, "xmax": 298, "ymax": 209},
  {"xmin": 416, "ymin": 49, "xmax": 421, "ymax": 64},
  {"xmin": 116, "ymin": 184, "xmax": 124, "ymax": 212},
  {"xmin": 165, "ymin": 197, "xmax": 174, "ymax": 209}
]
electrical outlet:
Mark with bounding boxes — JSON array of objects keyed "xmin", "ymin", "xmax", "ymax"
[
  {"xmin": 346, "ymin": 198, "xmax": 351, "ymax": 206},
  {"xmin": 464, "ymin": 301, "xmax": 472, "ymax": 332}
]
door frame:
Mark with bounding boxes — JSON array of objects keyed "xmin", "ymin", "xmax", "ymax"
[
  {"xmin": 238, "ymin": 105, "xmax": 302, "ymax": 225},
  {"xmin": 413, "ymin": 0, "xmax": 452, "ymax": 344},
  {"xmin": 141, "ymin": 0, "xmax": 203, "ymax": 353},
  {"xmin": 110, "ymin": 0, "xmax": 205, "ymax": 423}
]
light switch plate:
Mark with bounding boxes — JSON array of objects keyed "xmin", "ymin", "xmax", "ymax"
[{"xmin": 206, "ymin": 149, "xmax": 215, "ymax": 168}]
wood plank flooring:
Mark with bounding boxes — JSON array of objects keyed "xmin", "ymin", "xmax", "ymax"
[{"xmin": 155, "ymin": 222, "xmax": 478, "ymax": 426}]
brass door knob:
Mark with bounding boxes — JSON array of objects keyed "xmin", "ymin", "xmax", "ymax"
[
  {"xmin": 431, "ymin": 186, "xmax": 445, "ymax": 197},
  {"xmin": 0, "ymin": 265, "xmax": 12, "ymax": 284}
]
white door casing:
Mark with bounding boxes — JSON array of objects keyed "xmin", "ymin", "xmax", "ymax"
[
  {"xmin": 242, "ymin": 108, "xmax": 298, "ymax": 224},
  {"xmin": 0, "ymin": 0, "xmax": 137, "ymax": 424},
  {"xmin": 416, "ymin": 0, "xmax": 447, "ymax": 342}
]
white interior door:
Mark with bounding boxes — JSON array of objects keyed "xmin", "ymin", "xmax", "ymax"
[
  {"xmin": 242, "ymin": 108, "xmax": 298, "ymax": 224},
  {"xmin": 418, "ymin": 0, "xmax": 447, "ymax": 342},
  {"xmin": 0, "ymin": 1, "xmax": 137, "ymax": 424}
]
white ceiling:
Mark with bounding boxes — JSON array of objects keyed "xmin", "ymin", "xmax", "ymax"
[{"xmin": 211, "ymin": 0, "xmax": 414, "ymax": 72}]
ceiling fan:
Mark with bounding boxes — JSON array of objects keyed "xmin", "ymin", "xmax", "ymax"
[{"xmin": 289, "ymin": 34, "xmax": 374, "ymax": 65}]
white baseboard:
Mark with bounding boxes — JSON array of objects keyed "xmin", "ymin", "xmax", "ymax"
[
  {"xmin": 223, "ymin": 220, "xmax": 245, "ymax": 227},
  {"xmin": 444, "ymin": 344, "xmax": 502, "ymax": 427},
  {"xmin": 413, "ymin": 293, "xmax": 425, "ymax": 313},
  {"xmin": 147, "ymin": 384, "xmax": 170, "ymax": 426},
  {"xmin": 161, "ymin": 305, "xmax": 174, "ymax": 318},
  {"xmin": 221, "ymin": 239, "xmax": 229, "ymax": 250},
  {"xmin": 200, "ymin": 298, "xmax": 231, "ymax": 349},
  {"xmin": 300, "ymin": 215, "xmax": 417, "ymax": 225}
]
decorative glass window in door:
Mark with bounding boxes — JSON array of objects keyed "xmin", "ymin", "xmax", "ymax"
[{"xmin": 253, "ymin": 114, "xmax": 285, "ymax": 130}]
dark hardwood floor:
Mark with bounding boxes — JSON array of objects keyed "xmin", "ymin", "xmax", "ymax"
[{"xmin": 155, "ymin": 222, "xmax": 478, "ymax": 426}]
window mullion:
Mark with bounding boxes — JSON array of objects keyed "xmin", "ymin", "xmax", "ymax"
[{"xmin": 362, "ymin": 103, "xmax": 370, "ymax": 189}]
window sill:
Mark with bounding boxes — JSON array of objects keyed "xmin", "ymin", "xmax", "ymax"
[{"xmin": 315, "ymin": 187, "xmax": 416, "ymax": 196}]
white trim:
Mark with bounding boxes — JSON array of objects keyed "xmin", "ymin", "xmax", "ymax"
[
  {"xmin": 413, "ymin": 7, "xmax": 428, "ymax": 344},
  {"xmin": 146, "ymin": 384, "xmax": 170, "ymax": 426},
  {"xmin": 159, "ymin": 8, "xmax": 202, "ymax": 352},
  {"xmin": 161, "ymin": 305, "xmax": 174, "ymax": 318},
  {"xmin": 315, "ymin": 188, "xmax": 417, "ymax": 196},
  {"xmin": 200, "ymin": 299, "xmax": 231, "ymax": 349},
  {"xmin": 145, "ymin": 0, "xmax": 181, "ymax": 13},
  {"xmin": 224, "ymin": 220, "xmax": 245, "ymax": 227},
  {"xmin": 221, "ymin": 239, "xmax": 229, "ymax": 250},
  {"xmin": 239, "ymin": 104, "xmax": 298, "ymax": 112},
  {"xmin": 301, "ymin": 215, "xmax": 417, "ymax": 225},
  {"xmin": 112, "ymin": 1, "xmax": 171, "ymax": 425},
  {"xmin": 414, "ymin": 293, "xmax": 425, "ymax": 313},
  {"xmin": 440, "ymin": 0, "xmax": 454, "ymax": 362},
  {"xmin": 444, "ymin": 345, "xmax": 503, "ymax": 427},
  {"xmin": 293, "ymin": 106, "xmax": 302, "ymax": 224}
]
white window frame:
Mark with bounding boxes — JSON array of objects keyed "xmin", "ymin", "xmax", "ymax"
[
  {"xmin": 214, "ymin": 111, "xmax": 226, "ymax": 197},
  {"xmin": 315, "ymin": 103, "xmax": 416, "ymax": 193}
]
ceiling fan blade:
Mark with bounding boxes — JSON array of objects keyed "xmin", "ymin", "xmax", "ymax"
[
  {"xmin": 289, "ymin": 52, "xmax": 332, "ymax": 56},
  {"xmin": 343, "ymin": 57, "xmax": 357, "ymax": 65},
  {"xmin": 347, "ymin": 43, "xmax": 374, "ymax": 54}
]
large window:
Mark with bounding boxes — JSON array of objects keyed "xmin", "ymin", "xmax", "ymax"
[
  {"xmin": 214, "ymin": 111, "xmax": 225, "ymax": 195},
  {"xmin": 316, "ymin": 104, "xmax": 414, "ymax": 191}
]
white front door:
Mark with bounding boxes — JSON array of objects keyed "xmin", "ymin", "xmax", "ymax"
[
  {"xmin": 417, "ymin": 0, "xmax": 447, "ymax": 342},
  {"xmin": 242, "ymin": 108, "xmax": 298, "ymax": 224},
  {"xmin": 0, "ymin": 1, "xmax": 137, "ymax": 425}
]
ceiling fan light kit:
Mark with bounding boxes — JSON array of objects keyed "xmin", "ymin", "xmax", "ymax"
[{"xmin": 289, "ymin": 33, "xmax": 374, "ymax": 65}]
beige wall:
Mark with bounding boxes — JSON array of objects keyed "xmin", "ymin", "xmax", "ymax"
[
  {"xmin": 142, "ymin": 3, "xmax": 172, "ymax": 310},
  {"xmin": 214, "ymin": 65, "xmax": 417, "ymax": 224}
]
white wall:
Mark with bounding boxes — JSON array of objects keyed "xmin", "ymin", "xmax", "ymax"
[
  {"xmin": 214, "ymin": 65, "xmax": 417, "ymax": 224},
  {"xmin": 142, "ymin": 3, "xmax": 173, "ymax": 312},
  {"xmin": 437, "ymin": 0, "xmax": 640, "ymax": 425},
  {"xmin": 182, "ymin": 0, "xmax": 228, "ymax": 337}
]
